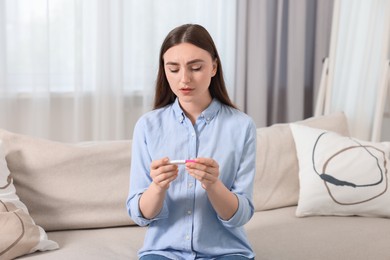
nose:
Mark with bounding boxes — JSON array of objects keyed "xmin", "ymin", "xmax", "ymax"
[{"xmin": 180, "ymin": 69, "xmax": 191, "ymax": 84}]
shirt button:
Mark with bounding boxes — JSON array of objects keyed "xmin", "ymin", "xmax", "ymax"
[
  {"xmin": 185, "ymin": 235, "xmax": 190, "ymax": 240},
  {"xmin": 188, "ymin": 183, "xmax": 193, "ymax": 188},
  {"xmin": 191, "ymin": 132, "xmax": 195, "ymax": 137},
  {"xmin": 187, "ymin": 210, "xmax": 192, "ymax": 215}
]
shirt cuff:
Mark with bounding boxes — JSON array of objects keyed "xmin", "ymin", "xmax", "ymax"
[
  {"xmin": 130, "ymin": 193, "xmax": 169, "ymax": 226},
  {"xmin": 219, "ymin": 193, "xmax": 253, "ymax": 228}
]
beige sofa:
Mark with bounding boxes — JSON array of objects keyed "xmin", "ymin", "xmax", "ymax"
[{"xmin": 1, "ymin": 112, "xmax": 390, "ymax": 260}]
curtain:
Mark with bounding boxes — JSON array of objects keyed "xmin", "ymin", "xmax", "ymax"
[
  {"xmin": 0, "ymin": 0, "xmax": 236, "ymax": 142},
  {"xmin": 235, "ymin": 0, "xmax": 334, "ymax": 127},
  {"xmin": 326, "ymin": 0, "xmax": 390, "ymax": 141}
]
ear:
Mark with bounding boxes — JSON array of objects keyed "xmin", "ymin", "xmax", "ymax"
[{"xmin": 212, "ymin": 59, "xmax": 218, "ymax": 77}]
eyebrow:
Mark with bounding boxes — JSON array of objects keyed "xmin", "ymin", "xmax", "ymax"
[{"xmin": 165, "ymin": 59, "xmax": 205, "ymax": 66}]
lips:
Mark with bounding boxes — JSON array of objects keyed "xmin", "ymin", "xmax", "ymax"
[{"xmin": 180, "ymin": 88, "xmax": 194, "ymax": 94}]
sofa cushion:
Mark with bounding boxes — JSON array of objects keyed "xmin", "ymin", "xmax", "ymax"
[
  {"xmin": 245, "ymin": 207, "xmax": 390, "ymax": 260},
  {"xmin": 19, "ymin": 207, "xmax": 390, "ymax": 260},
  {"xmin": 254, "ymin": 112, "xmax": 350, "ymax": 211},
  {"xmin": 0, "ymin": 129, "xmax": 134, "ymax": 231},
  {"xmin": 16, "ymin": 226, "xmax": 147, "ymax": 260},
  {"xmin": 290, "ymin": 123, "xmax": 390, "ymax": 218},
  {"xmin": 0, "ymin": 140, "xmax": 58, "ymax": 259}
]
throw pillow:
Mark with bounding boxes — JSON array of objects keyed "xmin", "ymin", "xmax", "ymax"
[
  {"xmin": 0, "ymin": 140, "xmax": 58, "ymax": 260},
  {"xmin": 290, "ymin": 124, "xmax": 390, "ymax": 218},
  {"xmin": 253, "ymin": 112, "xmax": 350, "ymax": 211}
]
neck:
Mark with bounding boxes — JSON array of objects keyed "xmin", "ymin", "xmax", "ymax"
[{"xmin": 179, "ymin": 95, "xmax": 212, "ymax": 125}]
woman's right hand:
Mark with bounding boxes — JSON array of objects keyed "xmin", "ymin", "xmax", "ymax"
[
  {"xmin": 139, "ymin": 157, "xmax": 178, "ymax": 219},
  {"xmin": 150, "ymin": 157, "xmax": 178, "ymax": 191}
]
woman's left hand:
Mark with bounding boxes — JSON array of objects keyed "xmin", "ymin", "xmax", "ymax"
[
  {"xmin": 187, "ymin": 158, "xmax": 238, "ymax": 220},
  {"xmin": 186, "ymin": 158, "xmax": 219, "ymax": 190}
]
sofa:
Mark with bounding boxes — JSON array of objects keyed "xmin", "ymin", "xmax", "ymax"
[{"xmin": 1, "ymin": 112, "xmax": 390, "ymax": 260}]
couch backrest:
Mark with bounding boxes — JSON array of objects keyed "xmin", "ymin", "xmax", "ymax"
[
  {"xmin": 0, "ymin": 112, "xmax": 350, "ymax": 231},
  {"xmin": 253, "ymin": 112, "xmax": 350, "ymax": 211},
  {"xmin": 0, "ymin": 129, "xmax": 134, "ymax": 231}
]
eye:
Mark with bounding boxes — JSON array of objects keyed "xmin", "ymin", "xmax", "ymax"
[
  {"xmin": 167, "ymin": 66, "xmax": 179, "ymax": 73},
  {"xmin": 169, "ymin": 68, "xmax": 179, "ymax": 73},
  {"xmin": 191, "ymin": 65, "xmax": 202, "ymax": 71}
]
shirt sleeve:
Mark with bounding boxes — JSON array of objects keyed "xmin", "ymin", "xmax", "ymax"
[
  {"xmin": 126, "ymin": 117, "xmax": 169, "ymax": 226},
  {"xmin": 220, "ymin": 119, "xmax": 257, "ymax": 228}
]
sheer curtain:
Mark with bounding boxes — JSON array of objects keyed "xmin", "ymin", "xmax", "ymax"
[
  {"xmin": 0, "ymin": 0, "xmax": 236, "ymax": 142},
  {"xmin": 234, "ymin": 0, "xmax": 334, "ymax": 127},
  {"xmin": 325, "ymin": 0, "xmax": 390, "ymax": 141}
]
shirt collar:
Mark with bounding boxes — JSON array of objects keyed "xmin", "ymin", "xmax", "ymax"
[
  {"xmin": 172, "ymin": 98, "xmax": 221, "ymax": 124},
  {"xmin": 172, "ymin": 99, "xmax": 185, "ymax": 123}
]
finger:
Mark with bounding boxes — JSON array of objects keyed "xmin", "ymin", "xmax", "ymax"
[
  {"xmin": 151, "ymin": 157, "xmax": 169, "ymax": 170},
  {"xmin": 152, "ymin": 165, "xmax": 178, "ymax": 180},
  {"xmin": 188, "ymin": 170, "xmax": 215, "ymax": 185},
  {"xmin": 156, "ymin": 171, "xmax": 178, "ymax": 188},
  {"xmin": 186, "ymin": 162, "xmax": 207, "ymax": 172},
  {"xmin": 189, "ymin": 157, "xmax": 218, "ymax": 168},
  {"xmin": 161, "ymin": 172, "xmax": 178, "ymax": 184},
  {"xmin": 186, "ymin": 161, "xmax": 218, "ymax": 177},
  {"xmin": 187, "ymin": 167, "xmax": 210, "ymax": 180}
]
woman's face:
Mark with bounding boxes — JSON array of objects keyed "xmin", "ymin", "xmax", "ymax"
[{"xmin": 163, "ymin": 42, "xmax": 217, "ymax": 106}]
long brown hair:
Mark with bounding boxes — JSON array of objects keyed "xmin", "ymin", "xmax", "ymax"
[{"xmin": 153, "ymin": 24, "xmax": 236, "ymax": 109}]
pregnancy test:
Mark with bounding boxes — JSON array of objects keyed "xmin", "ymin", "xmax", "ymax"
[{"xmin": 169, "ymin": 159, "xmax": 196, "ymax": 164}]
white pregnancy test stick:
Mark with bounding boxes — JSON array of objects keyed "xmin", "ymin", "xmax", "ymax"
[{"xmin": 169, "ymin": 159, "xmax": 196, "ymax": 164}]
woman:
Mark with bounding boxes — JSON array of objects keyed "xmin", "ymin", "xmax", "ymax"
[{"xmin": 127, "ymin": 24, "xmax": 256, "ymax": 260}]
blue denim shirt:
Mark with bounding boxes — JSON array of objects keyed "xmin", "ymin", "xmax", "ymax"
[{"xmin": 127, "ymin": 98, "xmax": 256, "ymax": 259}]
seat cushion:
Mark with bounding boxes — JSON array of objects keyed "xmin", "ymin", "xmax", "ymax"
[
  {"xmin": 16, "ymin": 226, "xmax": 147, "ymax": 260},
  {"xmin": 246, "ymin": 207, "xmax": 390, "ymax": 260},
  {"xmin": 19, "ymin": 207, "xmax": 390, "ymax": 260}
]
